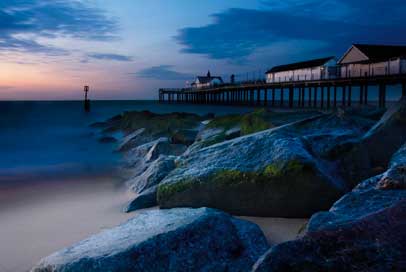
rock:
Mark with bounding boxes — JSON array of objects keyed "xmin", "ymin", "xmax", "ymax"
[
  {"xmin": 225, "ymin": 127, "xmax": 241, "ymax": 140},
  {"xmin": 98, "ymin": 136, "xmax": 117, "ymax": 143},
  {"xmin": 171, "ymin": 129, "xmax": 198, "ymax": 145},
  {"xmin": 362, "ymin": 98, "xmax": 406, "ymax": 167},
  {"xmin": 124, "ymin": 186, "xmax": 158, "ymax": 212},
  {"xmin": 118, "ymin": 128, "xmax": 146, "ymax": 152},
  {"xmin": 31, "ymin": 208, "xmax": 269, "ymax": 272},
  {"xmin": 158, "ymin": 115, "xmax": 351, "ymax": 217},
  {"xmin": 196, "ymin": 127, "xmax": 225, "ymax": 142},
  {"xmin": 253, "ymin": 201, "xmax": 406, "ymax": 272},
  {"xmin": 253, "ymin": 143, "xmax": 406, "ymax": 272},
  {"xmin": 339, "ymin": 98, "xmax": 406, "ymax": 186},
  {"xmin": 127, "ymin": 155, "xmax": 176, "ymax": 193},
  {"xmin": 145, "ymin": 140, "xmax": 186, "ymax": 163}
]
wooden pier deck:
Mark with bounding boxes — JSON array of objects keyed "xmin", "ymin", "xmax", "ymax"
[{"xmin": 159, "ymin": 74, "xmax": 406, "ymax": 108}]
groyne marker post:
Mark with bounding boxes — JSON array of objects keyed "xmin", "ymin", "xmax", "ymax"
[{"xmin": 84, "ymin": 85, "xmax": 90, "ymax": 112}]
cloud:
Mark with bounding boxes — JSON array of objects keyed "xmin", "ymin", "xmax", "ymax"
[
  {"xmin": 134, "ymin": 65, "xmax": 194, "ymax": 80},
  {"xmin": 87, "ymin": 53, "xmax": 133, "ymax": 62},
  {"xmin": 175, "ymin": 1, "xmax": 406, "ymax": 62},
  {"xmin": 0, "ymin": 0, "xmax": 118, "ymax": 55}
]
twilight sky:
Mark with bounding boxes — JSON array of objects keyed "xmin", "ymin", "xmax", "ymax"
[{"xmin": 1, "ymin": 0, "xmax": 406, "ymax": 100}]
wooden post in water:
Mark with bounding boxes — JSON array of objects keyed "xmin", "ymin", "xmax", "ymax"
[
  {"xmin": 364, "ymin": 85, "xmax": 368, "ymax": 105},
  {"xmin": 320, "ymin": 86, "xmax": 324, "ymax": 108},
  {"xmin": 264, "ymin": 89, "xmax": 268, "ymax": 106},
  {"xmin": 297, "ymin": 87, "xmax": 301, "ymax": 107},
  {"xmin": 289, "ymin": 87, "xmax": 294, "ymax": 108},
  {"xmin": 342, "ymin": 86, "xmax": 346, "ymax": 107},
  {"xmin": 379, "ymin": 84, "xmax": 387, "ymax": 108},
  {"xmin": 280, "ymin": 88, "xmax": 284, "ymax": 107},
  {"xmin": 313, "ymin": 87, "xmax": 317, "ymax": 108},
  {"xmin": 84, "ymin": 85, "xmax": 90, "ymax": 112},
  {"xmin": 327, "ymin": 86, "xmax": 331, "ymax": 109},
  {"xmin": 308, "ymin": 87, "xmax": 312, "ymax": 107},
  {"xmin": 272, "ymin": 88, "xmax": 276, "ymax": 107},
  {"xmin": 359, "ymin": 85, "xmax": 364, "ymax": 105},
  {"xmin": 257, "ymin": 89, "xmax": 261, "ymax": 106},
  {"xmin": 348, "ymin": 85, "xmax": 352, "ymax": 106},
  {"xmin": 333, "ymin": 85, "xmax": 337, "ymax": 108}
]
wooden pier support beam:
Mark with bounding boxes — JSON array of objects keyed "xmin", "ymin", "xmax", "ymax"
[
  {"xmin": 333, "ymin": 85, "xmax": 337, "ymax": 108},
  {"xmin": 297, "ymin": 87, "xmax": 301, "ymax": 107},
  {"xmin": 364, "ymin": 85, "xmax": 368, "ymax": 105},
  {"xmin": 301, "ymin": 87, "xmax": 305, "ymax": 107},
  {"xmin": 250, "ymin": 89, "xmax": 255, "ymax": 106},
  {"xmin": 289, "ymin": 87, "xmax": 294, "ymax": 108},
  {"xmin": 257, "ymin": 89, "xmax": 261, "ymax": 106},
  {"xmin": 327, "ymin": 86, "xmax": 331, "ymax": 109},
  {"xmin": 348, "ymin": 85, "xmax": 352, "ymax": 106},
  {"xmin": 272, "ymin": 89, "xmax": 276, "ymax": 107},
  {"xmin": 308, "ymin": 87, "xmax": 312, "ymax": 107},
  {"xmin": 342, "ymin": 86, "xmax": 346, "ymax": 107},
  {"xmin": 264, "ymin": 89, "xmax": 268, "ymax": 106},
  {"xmin": 359, "ymin": 85, "xmax": 364, "ymax": 105},
  {"xmin": 320, "ymin": 86, "xmax": 325, "ymax": 108},
  {"xmin": 379, "ymin": 84, "xmax": 387, "ymax": 108},
  {"xmin": 313, "ymin": 87, "xmax": 317, "ymax": 108},
  {"xmin": 280, "ymin": 88, "xmax": 284, "ymax": 107}
]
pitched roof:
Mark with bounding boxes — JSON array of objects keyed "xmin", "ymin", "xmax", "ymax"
[
  {"xmin": 353, "ymin": 44, "xmax": 406, "ymax": 61},
  {"xmin": 196, "ymin": 76, "xmax": 223, "ymax": 84},
  {"xmin": 265, "ymin": 57, "xmax": 335, "ymax": 74}
]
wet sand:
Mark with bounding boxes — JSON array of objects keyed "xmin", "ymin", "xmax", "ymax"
[
  {"xmin": 0, "ymin": 176, "xmax": 307, "ymax": 272},
  {"xmin": 241, "ymin": 216, "xmax": 307, "ymax": 245},
  {"xmin": 0, "ymin": 175, "xmax": 136, "ymax": 272}
]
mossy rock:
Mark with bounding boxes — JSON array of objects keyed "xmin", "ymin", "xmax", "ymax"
[
  {"xmin": 207, "ymin": 109, "xmax": 274, "ymax": 136},
  {"xmin": 158, "ymin": 160, "xmax": 342, "ymax": 217}
]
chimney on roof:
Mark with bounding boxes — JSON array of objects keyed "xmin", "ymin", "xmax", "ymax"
[{"xmin": 207, "ymin": 70, "xmax": 211, "ymax": 78}]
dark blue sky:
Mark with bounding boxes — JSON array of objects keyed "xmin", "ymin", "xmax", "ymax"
[{"xmin": 1, "ymin": 0, "xmax": 406, "ymax": 99}]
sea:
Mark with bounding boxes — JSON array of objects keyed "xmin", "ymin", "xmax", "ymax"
[{"xmin": 0, "ymin": 100, "xmax": 252, "ymax": 185}]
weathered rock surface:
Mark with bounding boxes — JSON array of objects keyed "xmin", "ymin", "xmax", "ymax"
[
  {"xmin": 124, "ymin": 186, "xmax": 158, "ymax": 212},
  {"xmin": 339, "ymin": 98, "xmax": 406, "ymax": 186},
  {"xmin": 157, "ymin": 109, "xmax": 379, "ymax": 217},
  {"xmin": 171, "ymin": 129, "xmax": 198, "ymax": 145},
  {"xmin": 225, "ymin": 126, "xmax": 241, "ymax": 140},
  {"xmin": 127, "ymin": 155, "xmax": 176, "ymax": 194},
  {"xmin": 31, "ymin": 208, "xmax": 269, "ymax": 272},
  {"xmin": 252, "ymin": 143, "xmax": 406, "ymax": 272},
  {"xmin": 118, "ymin": 128, "xmax": 146, "ymax": 152}
]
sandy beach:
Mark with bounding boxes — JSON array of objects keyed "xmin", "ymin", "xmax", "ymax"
[
  {"xmin": 0, "ymin": 174, "xmax": 306, "ymax": 272},
  {"xmin": 0, "ymin": 175, "xmax": 136, "ymax": 272}
]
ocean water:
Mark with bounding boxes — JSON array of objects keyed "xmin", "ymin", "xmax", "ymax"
[{"xmin": 0, "ymin": 101, "xmax": 251, "ymax": 184}]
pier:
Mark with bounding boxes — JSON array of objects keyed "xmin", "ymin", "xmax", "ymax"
[{"xmin": 159, "ymin": 74, "xmax": 406, "ymax": 109}]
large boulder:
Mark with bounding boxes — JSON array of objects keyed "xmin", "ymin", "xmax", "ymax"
[
  {"xmin": 252, "ymin": 143, "xmax": 406, "ymax": 272},
  {"xmin": 157, "ymin": 114, "xmax": 363, "ymax": 217},
  {"xmin": 338, "ymin": 98, "xmax": 406, "ymax": 186},
  {"xmin": 253, "ymin": 201, "xmax": 406, "ymax": 272},
  {"xmin": 31, "ymin": 208, "xmax": 269, "ymax": 272}
]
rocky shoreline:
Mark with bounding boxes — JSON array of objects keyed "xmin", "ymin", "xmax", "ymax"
[{"xmin": 32, "ymin": 100, "xmax": 406, "ymax": 271}]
